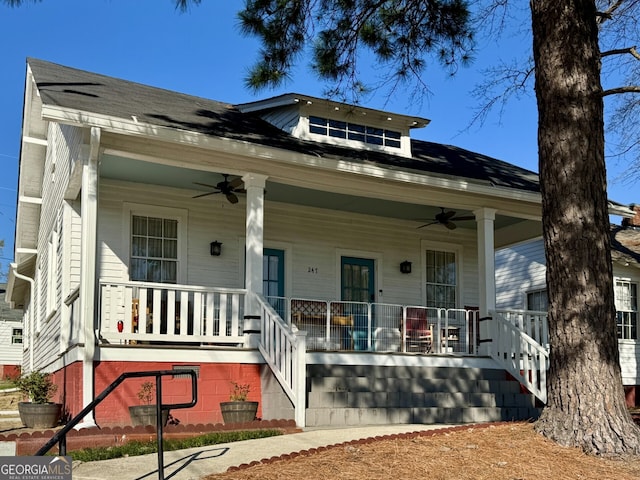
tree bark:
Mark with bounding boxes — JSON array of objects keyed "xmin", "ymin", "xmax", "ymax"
[{"xmin": 531, "ymin": 0, "xmax": 640, "ymax": 454}]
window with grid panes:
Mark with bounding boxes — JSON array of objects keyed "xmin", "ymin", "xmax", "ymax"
[
  {"xmin": 12, "ymin": 328, "xmax": 23, "ymax": 344},
  {"xmin": 308, "ymin": 116, "xmax": 401, "ymax": 148},
  {"xmin": 130, "ymin": 215, "xmax": 178, "ymax": 283},
  {"xmin": 425, "ymin": 249, "xmax": 457, "ymax": 309},
  {"xmin": 527, "ymin": 290, "xmax": 548, "ymax": 312},
  {"xmin": 615, "ymin": 280, "xmax": 638, "ymax": 339}
]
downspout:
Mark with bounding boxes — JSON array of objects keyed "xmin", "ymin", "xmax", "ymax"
[
  {"xmin": 78, "ymin": 126, "xmax": 100, "ymax": 428},
  {"xmin": 10, "ymin": 263, "xmax": 35, "ymax": 372}
]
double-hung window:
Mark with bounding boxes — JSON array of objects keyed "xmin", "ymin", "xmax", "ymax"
[
  {"xmin": 527, "ymin": 289, "xmax": 548, "ymax": 312},
  {"xmin": 130, "ymin": 215, "xmax": 178, "ymax": 284},
  {"xmin": 11, "ymin": 327, "xmax": 23, "ymax": 344},
  {"xmin": 615, "ymin": 279, "xmax": 638, "ymax": 340}
]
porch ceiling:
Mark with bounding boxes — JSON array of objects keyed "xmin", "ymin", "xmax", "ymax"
[{"xmin": 100, "ymin": 153, "xmax": 529, "ymax": 231}]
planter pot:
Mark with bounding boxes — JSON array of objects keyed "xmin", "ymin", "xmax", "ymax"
[
  {"xmin": 128, "ymin": 405, "xmax": 169, "ymax": 427},
  {"xmin": 220, "ymin": 401, "xmax": 259, "ymax": 424},
  {"xmin": 18, "ymin": 402, "xmax": 62, "ymax": 429}
]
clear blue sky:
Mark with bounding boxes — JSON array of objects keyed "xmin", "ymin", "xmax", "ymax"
[{"xmin": 0, "ymin": 1, "xmax": 637, "ymax": 277}]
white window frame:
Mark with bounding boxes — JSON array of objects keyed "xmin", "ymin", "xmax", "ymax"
[
  {"xmin": 122, "ymin": 203, "xmax": 188, "ymax": 284},
  {"xmin": 46, "ymin": 230, "xmax": 58, "ymax": 319},
  {"xmin": 614, "ymin": 277, "xmax": 638, "ymax": 340},
  {"xmin": 526, "ymin": 289, "xmax": 548, "ymax": 312},
  {"xmin": 11, "ymin": 327, "xmax": 23, "ymax": 344},
  {"xmin": 421, "ymin": 240, "xmax": 463, "ymax": 309}
]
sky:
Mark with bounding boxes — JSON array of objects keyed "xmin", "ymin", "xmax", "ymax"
[{"xmin": 0, "ymin": 1, "xmax": 637, "ymax": 278}]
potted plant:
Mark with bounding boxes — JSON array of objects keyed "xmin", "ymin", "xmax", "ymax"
[
  {"xmin": 128, "ymin": 380, "xmax": 169, "ymax": 427},
  {"xmin": 10, "ymin": 370, "xmax": 62, "ymax": 429},
  {"xmin": 219, "ymin": 381, "xmax": 259, "ymax": 424}
]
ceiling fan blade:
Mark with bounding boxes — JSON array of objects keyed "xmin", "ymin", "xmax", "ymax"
[
  {"xmin": 228, "ymin": 177, "xmax": 244, "ymax": 189},
  {"xmin": 445, "ymin": 221, "xmax": 457, "ymax": 230},
  {"xmin": 226, "ymin": 192, "xmax": 239, "ymax": 204},
  {"xmin": 417, "ymin": 221, "xmax": 437, "ymax": 229},
  {"xmin": 192, "ymin": 191, "xmax": 220, "ymax": 199},
  {"xmin": 442, "ymin": 210, "xmax": 456, "ymax": 220},
  {"xmin": 452, "ymin": 215, "xmax": 475, "ymax": 221},
  {"xmin": 193, "ymin": 182, "xmax": 219, "ymax": 189}
]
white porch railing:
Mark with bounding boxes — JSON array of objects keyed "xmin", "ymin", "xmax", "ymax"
[
  {"xmin": 99, "ymin": 281, "xmax": 246, "ymax": 345},
  {"xmin": 490, "ymin": 309, "xmax": 549, "ymax": 403},
  {"xmin": 256, "ymin": 294, "xmax": 306, "ymax": 427}
]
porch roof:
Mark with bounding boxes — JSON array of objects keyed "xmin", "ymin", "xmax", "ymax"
[{"xmin": 26, "ymin": 58, "xmax": 540, "ymax": 194}]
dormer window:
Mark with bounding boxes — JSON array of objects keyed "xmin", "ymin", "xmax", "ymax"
[{"xmin": 309, "ymin": 116, "xmax": 402, "ymax": 149}]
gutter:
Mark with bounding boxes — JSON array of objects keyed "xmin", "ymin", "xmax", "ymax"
[{"xmin": 10, "ymin": 263, "xmax": 34, "ymax": 371}]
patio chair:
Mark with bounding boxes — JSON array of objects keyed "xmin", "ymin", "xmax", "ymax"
[{"xmin": 405, "ymin": 308, "xmax": 433, "ymax": 353}]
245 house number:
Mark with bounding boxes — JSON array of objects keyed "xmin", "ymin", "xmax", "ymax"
[{"xmin": 307, "ymin": 267, "xmax": 318, "ymax": 274}]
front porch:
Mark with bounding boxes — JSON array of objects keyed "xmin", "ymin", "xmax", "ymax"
[
  {"xmin": 97, "ymin": 281, "xmax": 483, "ymax": 356},
  {"xmin": 95, "ymin": 281, "xmax": 549, "ymax": 427}
]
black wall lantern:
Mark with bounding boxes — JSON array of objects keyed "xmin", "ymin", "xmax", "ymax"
[
  {"xmin": 400, "ymin": 260, "xmax": 412, "ymax": 274},
  {"xmin": 210, "ymin": 240, "xmax": 222, "ymax": 256}
]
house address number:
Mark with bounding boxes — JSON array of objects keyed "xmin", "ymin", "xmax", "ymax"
[{"xmin": 307, "ymin": 267, "xmax": 318, "ymax": 274}]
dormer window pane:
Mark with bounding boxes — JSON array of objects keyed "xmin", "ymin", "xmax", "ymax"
[
  {"xmin": 308, "ymin": 115, "xmax": 401, "ymax": 149},
  {"xmin": 386, "ymin": 130, "xmax": 401, "ymax": 139},
  {"xmin": 309, "ymin": 116, "xmax": 328, "ymax": 135}
]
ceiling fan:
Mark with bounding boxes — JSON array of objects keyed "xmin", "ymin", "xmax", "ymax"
[
  {"xmin": 417, "ymin": 207, "xmax": 475, "ymax": 230},
  {"xmin": 192, "ymin": 174, "xmax": 245, "ymax": 204}
]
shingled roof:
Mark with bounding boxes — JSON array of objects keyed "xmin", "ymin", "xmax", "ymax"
[{"xmin": 27, "ymin": 58, "xmax": 540, "ymax": 193}]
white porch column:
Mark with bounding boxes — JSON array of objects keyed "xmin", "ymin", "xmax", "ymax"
[
  {"xmin": 243, "ymin": 173, "xmax": 268, "ymax": 317},
  {"xmin": 79, "ymin": 126, "xmax": 100, "ymax": 426},
  {"xmin": 474, "ymin": 207, "xmax": 496, "ymax": 356}
]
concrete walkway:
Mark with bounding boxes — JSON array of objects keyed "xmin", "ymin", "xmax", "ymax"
[{"xmin": 72, "ymin": 424, "xmax": 452, "ymax": 480}]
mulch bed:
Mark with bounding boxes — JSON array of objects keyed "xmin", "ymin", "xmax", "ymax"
[{"xmin": 204, "ymin": 422, "xmax": 640, "ymax": 480}]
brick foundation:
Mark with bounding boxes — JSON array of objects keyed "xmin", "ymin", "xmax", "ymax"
[{"xmin": 50, "ymin": 361, "xmax": 262, "ymax": 427}]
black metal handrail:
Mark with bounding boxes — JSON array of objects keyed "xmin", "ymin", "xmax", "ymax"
[{"xmin": 36, "ymin": 369, "xmax": 197, "ymax": 480}]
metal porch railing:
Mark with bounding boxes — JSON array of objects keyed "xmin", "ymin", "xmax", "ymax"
[{"xmin": 36, "ymin": 370, "xmax": 197, "ymax": 480}]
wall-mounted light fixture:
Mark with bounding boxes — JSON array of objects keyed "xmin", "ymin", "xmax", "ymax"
[
  {"xmin": 210, "ymin": 240, "xmax": 222, "ymax": 256},
  {"xmin": 400, "ymin": 260, "xmax": 412, "ymax": 274}
]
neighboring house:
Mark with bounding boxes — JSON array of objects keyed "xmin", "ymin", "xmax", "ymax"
[
  {"xmin": 0, "ymin": 283, "xmax": 23, "ymax": 377},
  {"xmin": 496, "ymin": 205, "xmax": 640, "ymax": 406},
  {"xmin": 7, "ymin": 58, "xmax": 615, "ymax": 428}
]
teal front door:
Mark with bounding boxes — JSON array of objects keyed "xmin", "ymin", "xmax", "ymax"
[
  {"xmin": 341, "ymin": 257, "xmax": 375, "ymax": 349},
  {"xmin": 263, "ymin": 248, "xmax": 285, "ymax": 318}
]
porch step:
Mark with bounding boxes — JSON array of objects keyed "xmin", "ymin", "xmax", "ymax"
[{"xmin": 305, "ymin": 365, "xmax": 541, "ymax": 427}]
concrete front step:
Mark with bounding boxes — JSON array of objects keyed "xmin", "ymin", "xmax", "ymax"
[
  {"xmin": 308, "ymin": 391, "xmax": 537, "ymax": 409},
  {"xmin": 305, "ymin": 364, "xmax": 541, "ymax": 427},
  {"xmin": 306, "ymin": 406, "xmax": 541, "ymax": 426}
]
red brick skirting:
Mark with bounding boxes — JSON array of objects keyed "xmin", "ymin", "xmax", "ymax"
[{"xmin": 0, "ymin": 419, "xmax": 300, "ymax": 456}]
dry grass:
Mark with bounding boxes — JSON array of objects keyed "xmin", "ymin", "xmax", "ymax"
[
  {"xmin": 204, "ymin": 423, "xmax": 640, "ymax": 480},
  {"xmin": 0, "ymin": 390, "xmax": 21, "ymax": 411}
]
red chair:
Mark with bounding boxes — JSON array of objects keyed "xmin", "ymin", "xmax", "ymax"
[{"xmin": 405, "ymin": 308, "xmax": 433, "ymax": 353}]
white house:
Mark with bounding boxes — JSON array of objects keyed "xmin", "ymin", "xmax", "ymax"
[
  {"xmin": 0, "ymin": 283, "xmax": 23, "ymax": 377},
  {"xmin": 6, "ymin": 58, "xmax": 561, "ymax": 428},
  {"xmin": 495, "ymin": 205, "xmax": 640, "ymax": 406}
]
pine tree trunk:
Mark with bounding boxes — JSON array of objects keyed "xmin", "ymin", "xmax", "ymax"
[{"xmin": 531, "ymin": 0, "xmax": 640, "ymax": 454}]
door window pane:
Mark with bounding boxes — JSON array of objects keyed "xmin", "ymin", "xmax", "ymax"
[{"xmin": 425, "ymin": 249, "xmax": 456, "ymax": 308}]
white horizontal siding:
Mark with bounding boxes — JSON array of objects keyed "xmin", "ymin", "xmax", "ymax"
[
  {"xmin": 0, "ymin": 321, "xmax": 23, "ymax": 364},
  {"xmin": 97, "ymin": 179, "xmax": 481, "ymax": 309},
  {"xmin": 619, "ymin": 341, "xmax": 640, "ymax": 384},
  {"xmin": 495, "ymin": 239, "xmax": 546, "ymax": 310}
]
